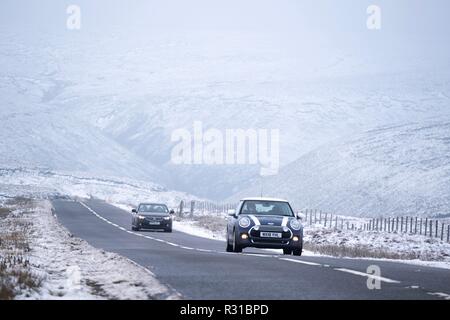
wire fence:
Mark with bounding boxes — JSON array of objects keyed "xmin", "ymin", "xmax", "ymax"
[
  {"xmin": 300, "ymin": 209, "xmax": 450, "ymax": 243},
  {"xmin": 175, "ymin": 201, "xmax": 450, "ymax": 243}
]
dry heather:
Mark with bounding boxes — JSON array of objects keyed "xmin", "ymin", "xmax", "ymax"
[{"xmin": 0, "ymin": 198, "xmax": 42, "ymax": 300}]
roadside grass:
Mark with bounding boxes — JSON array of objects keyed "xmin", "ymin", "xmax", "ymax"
[
  {"xmin": 0, "ymin": 207, "xmax": 10, "ymax": 219},
  {"xmin": 303, "ymin": 242, "xmax": 419, "ymax": 260},
  {"xmin": 0, "ymin": 198, "xmax": 42, "ymax": 300},
  {"xmin": 86, "ymin": 279, "xmax": 111, "ymax": 299},
  {"xmin": 176, "ymin": 214, "xmax": 227, "ymax": 237}
]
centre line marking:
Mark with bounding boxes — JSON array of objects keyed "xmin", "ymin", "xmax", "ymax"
[
  {"xmin": 427, "ymin": 292, "xmax": 450, "ymax": 300},
  {"xmin": 280, "ymin": 258, "xmax": 321, "ymax": 266},
  {"xmin": 335, "ymin": 268, "xmax": 400, "ymax": 284}
]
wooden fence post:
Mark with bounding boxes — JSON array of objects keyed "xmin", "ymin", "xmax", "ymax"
[
  {"xmin": 447, "ymin": 225, "xmax": 450, "ymax": 243},
  {"xmin": 400, "ymin": 217, "xmax": 403, "ymax": 233},
  {"xmin": 419, "ymin": 218, "xmax": 422, "ymax": 235},
  {"xmin": 179, "ymin": 200, "xmax": 184, "ymax": 217},
  {"xmin": 314, "ymin": 210, "xmax": 317, "ymax": 224},
  {"xmin": 429, "ymin": 220, "xmax": 433, "ymax": 237},
  {"xmin": 424, "ymin": 218, "xmax": 428, "ymax": 236},
  {"xmin": 324, "ymin": 212, "xmax": 328, "ymax": 227},
  {"xmin": 405, "ymin": 217, "xmax": 409, "ymax": 234},
  {"xmin": 441, "ymin": 223, "xmax": 444, "ymax": 241},
  {"xmin": 413, "ymin": 217, "xmax": 416, "ymax": 234},
  {"xmin": 335, "ymin": 216, "xmax": 338, "ymax": 229},
  {"xmin": 190, "ymin": 200, "xmax": 195, "ymax": 218},
  {"xmin": 435, "ymin": 220, "xmax": 439, "ymax": 238}
]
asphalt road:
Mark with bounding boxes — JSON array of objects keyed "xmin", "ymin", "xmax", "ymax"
[{"xmin": 52, "ymin": 199, "xmax": 450, "ymax": 300}]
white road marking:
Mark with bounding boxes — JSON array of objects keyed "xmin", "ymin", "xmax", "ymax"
[
  {"xmin": 76, "ymin": 201, "xmax": 434, "ymax": 298},
  {"xmin": 334, "ymin": 268, "xmax": 400, "ymax": 284},
  {"xmin": 427, "ymin": 292, "xmax": 450, "ymax": 300},
  {"xmin": 280, "ymin": 258, "xmax": 322, "ymax": 266},
  {"xmin": 243, "ymin": 253, "xmax": 272, "ymax": 258},
  {"xmin": 165, "ymin": 242, "xmax": 179, "ymax": 247},
  {"xmin": 195, "ymin": 248, "xmax": 213, "ymax": 253}
]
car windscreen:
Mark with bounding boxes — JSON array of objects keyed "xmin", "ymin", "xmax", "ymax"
[
  {"xmin": 240, "ymin": 200, "xmax": 294, "ymax": 217},
  {"xmin": 138, "ymin": 204, "xmax": 169, "ymax": 213}
]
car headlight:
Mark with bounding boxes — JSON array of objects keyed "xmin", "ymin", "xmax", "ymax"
[
  {"xmin": 138, "ymin": 215, "xmax": 145, "ymax": 220},
  {"xmin": 163, "ymin": 216, "xmax": 171, "ymax": 220},
  {"xmin": 238, "ymin": 217, "xmax": 251, "ymax": 228},
  {"xmin": 290, "ymin": 219, "xmax": 301, "ymax": 230}
]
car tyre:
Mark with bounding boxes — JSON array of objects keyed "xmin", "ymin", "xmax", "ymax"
[
  {"xmin": 283, "ymin": 248, "xmax": 292, "ymax": 255},
  {"xmin": 226, "ymin": 231, "xmax": 233, "ymax": 252},
  {"xmin": 164, "ymin": 227, "xmax": 172, "ymax": 233},
  {"xmin": 292, "ymin": 247, "xmax": 302, "ymax": 256},
  {"xmin": 232, "ymin": 229, "xmax": 242, "ymax": 253}
]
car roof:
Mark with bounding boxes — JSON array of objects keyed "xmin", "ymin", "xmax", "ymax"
[
  {"xmin": 138, "ymin": 203, "xmax": 167, "ymax": 206},
  {"xmin": 240, "ymin": 197, "xmax": 289, "ymax": 203}
]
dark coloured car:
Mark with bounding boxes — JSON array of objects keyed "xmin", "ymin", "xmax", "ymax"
[
  {"xmin": 131, "ymin": 203, "xmax": 174, "ymax": 232},
  {"xmin": 226, "ymin": 198, "xmax": 303, "ymax": 255}
]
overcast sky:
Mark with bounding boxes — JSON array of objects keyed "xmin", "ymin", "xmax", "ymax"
[
  {"xmin": 2, "ymin": 0, "xmax": 449, "ymax": 35},
  {"xmin": 1, "ymin": 0, "xmax": 449, "ymax": 77}
]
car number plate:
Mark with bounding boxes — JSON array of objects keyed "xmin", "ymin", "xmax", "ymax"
[
  {"xmin": 260, "ymin": 232, "xmax": 282, "ymax": 238},
  {"xmin": 147, "ymin": 221, "xmax": 160, "ymax": 225}
]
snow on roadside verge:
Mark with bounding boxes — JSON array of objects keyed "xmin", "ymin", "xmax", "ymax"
[{"xmin": 4, "ymin": 200, "xmax": 180, "ymax": 300}]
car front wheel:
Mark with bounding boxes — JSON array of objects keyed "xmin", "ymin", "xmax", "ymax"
[
  {"xmin": 232, "ymin": 229, "xmax": 242, "ymax": 253},
  {"xmin": 226, "ymin": 230, "xmax": 233, "ymax": 252}
]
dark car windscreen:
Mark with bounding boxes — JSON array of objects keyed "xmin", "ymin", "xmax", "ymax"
[
  {"xmin": 138, "ymin": 204, "xmax": 169, "ymax": 213},
  {"xmin": 240, "ymin": 200, "xmax": 294, "ymax": 217}
]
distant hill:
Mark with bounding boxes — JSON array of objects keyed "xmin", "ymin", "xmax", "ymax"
[{"xmin": 229, "ymin": 121, "xmax": 450, "ymax": 217}]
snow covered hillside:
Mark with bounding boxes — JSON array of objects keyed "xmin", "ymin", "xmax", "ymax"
[
  {"xmin": 0, "ymin": 168, "xmax": 199, "ymax": 208},
  {"xmin": 229, "ymin": 120, "xmax": 450, "ymax": 217},
  {"xmin": 2, "ymin": 30, "xmax": 450, "ymax": 201},
  {"xmin": 1, "ymin": 1, "xmax": 450, "ymax": 213}
]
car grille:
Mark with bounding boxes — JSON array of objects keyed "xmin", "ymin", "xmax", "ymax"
[
  {"xmin": 249, "ymin": 226, "xmax": 291, "ymax": 243},
  {"xmin": 258, "ymin": 225, "xmax": 283, "ymax": 232},
  {"xmin": 145, "ymin": 217, "xmax": 164, "ymax": 222}
]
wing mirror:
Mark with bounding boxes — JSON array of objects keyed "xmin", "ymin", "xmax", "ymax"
[
  {"xmin": 169, "ymin": 209, "xmax": 175, "ymax": 215},
  {"xmin": 296, "ymin": 211, "xmax": 305, "ymax": 221},
  {"xmin": 227, "ymin": 209, "xmax": 236, "ymax": 217},
  {"xmin": 131, "ymin": 209, "xmax": 137, "ymax": 213}
]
